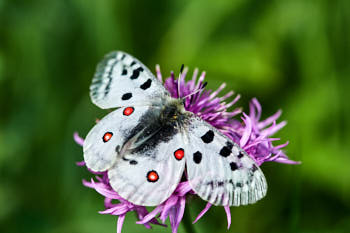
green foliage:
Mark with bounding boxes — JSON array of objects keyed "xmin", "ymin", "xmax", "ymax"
[{"xmin": 0, "ymin": 0, "xmax": 349, "ymax": 232}]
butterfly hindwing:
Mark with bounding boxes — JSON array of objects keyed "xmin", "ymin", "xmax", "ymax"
[
  {"xmin": 184, "ymin": 115, "xmax": 267, "ymax": 206},
  {"xmin": 107, "ymin": 132, "xmax": 186, "ymax": 206},
  {"xmin": 83, "ymin": 105, "xmax": 159, "ymax": 172},
  {"xmin": 90, "ymin": 51, "xmax": 169, "ymax": 109}
]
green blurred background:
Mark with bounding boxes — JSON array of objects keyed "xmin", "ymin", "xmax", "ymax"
[{"xmin": 0, "ymin": 0, "xmax": 349, "ymax": 232}]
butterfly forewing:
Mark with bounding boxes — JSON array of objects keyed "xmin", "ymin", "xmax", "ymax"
[
  {"xmin": 107, "ymin": 132, "xmax": 186, "ymax": 206},
  {"xmin": 90, "ymin": 51, "xmax": 169, "ymax": 109},
  {"xmin": 184, "ymin": 115, "xmax": 267, "ymax": 206}
]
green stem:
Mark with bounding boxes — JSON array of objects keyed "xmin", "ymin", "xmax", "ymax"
[{"xmin": 182, "ymin": 207, "xmax": 196, "ymax": 233}]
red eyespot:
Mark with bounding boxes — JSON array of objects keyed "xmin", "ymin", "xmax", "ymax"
[
  {"xmin": 103, "ymin": 132, "xmax": 113, "ymax": 142},
  {"xmin": 174, "ymin": 148, "xmax": 184, "ymax": 160},
  {"xmin": 123, "ymin": 107, "xmax": 134, "ymax": 116},
  {"xmin": 147, "ymin": 170, "xmax": 159, "ymax": 182}
]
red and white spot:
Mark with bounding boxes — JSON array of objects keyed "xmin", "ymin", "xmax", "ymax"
[
  {"xmin": 123, "ymin": 107, "xmax": 134, "ymax": 116},
  {"xmin": 102, "ymin": 132, "xmax": 113, "ymax": 142},
  {"xmin": 174, "ymin": 148, "xmax": 184, "ymax": 160},
  {"xmin": 147, "ymin": 170, "xmax": 159, "ymax": 182}
]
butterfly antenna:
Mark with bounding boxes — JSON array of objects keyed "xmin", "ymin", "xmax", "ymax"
[{"xmin": 177, "ymin": 64, "xmax": 184, "ymax": 99}]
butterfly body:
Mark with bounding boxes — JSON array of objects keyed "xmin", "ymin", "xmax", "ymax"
[
  {"xmin": 84, "ymin": 51, "xmax": 267, "ymax": 206},
  {"xmin": 120, "ymin": 97, "xmax": 190, "ymax": 154}
]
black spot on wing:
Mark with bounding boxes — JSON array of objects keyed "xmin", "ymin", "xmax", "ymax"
[
  {"xmin": 130, "ymin": 67, "xmax": 144, "ymax": 80},
  {"xmin": 140, "ymin": 79, "xmax": 152, "ymax": 90},
  {"xmin": 226, "ymin": 141, "xmax": 233, "ymax": 149},
  {"xmin": 238, "ymin": 151, "xmax": 244, "ymax": 158},
  {"xmin": 129, "ymin": 160, "xmax": 138, "ymax": 165},
  {"xmin": 122, "ymin": 68, "xmax": 127, "ymax": 75},
  {"xmin": 252, "ymin": 164, "xmax": 258, "ymax": 172},
  {"xmin": 230, "ymin": 162, "xmax": 238, "ymax": 171},
  {"xmin": 219, "ymin": 146, "xmax": 231, "ymax": 157},
  {"xmin": 201, "ymin": 130, "xmax": 214, "ymax": 143},
  {"xmin": 122, "ymin": 156, "xmax": 138, "ymax": 165},
  {"xmin": 130, "ymin": 61, "xmax": 136, "ymax": 66},
  {"xmin": 206, "ymin": 181, "xmax": 214, "ymax": 189},
  {"xmin": 193, "ymin": 151, "xmax": 202, "ymax": 164},
  {"xmin": 122, "ymin": 93, "xmax": 132, "ymax": 100}
]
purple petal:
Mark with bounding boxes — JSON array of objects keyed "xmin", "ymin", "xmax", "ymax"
[
  {"xmin": 250, "ymin": 98, "xmax": 262, "ymax": 122},
  {"xmin": 73, "ymin": 132, "xmax": 84, "ymax": 146},
  {"xmin": 135, "ymin": 206, "xmax": 166, "ymax": 228},
  {"xmin": 76, "ymin": 161, "xmax": 85, "ymax": 166},
  {"xmin": 274, "ymin": 157, "xmax": 301, "ymax": 164},
  {"xmin": 193, "ymin": 202, "xmax": 212, "ymax": 224},
  {"xmin": 175, "ymin": 181, "xmax": 193, "ymax": 196},
  {"xmin": 273, "ymin": 141, "xmax": 289, "ymax": 150},
  {"xmin": 209, "ymin": 82, "xmax": 226, "ymax": 99},
  {"xmin": 258, "ymin": 110, "xmax": 282, "ymax": 129},
  {"xmin": 174, "ymin": 197, "xmax": 186, "ymax": 232},
  {"xmin": 225, "ymin": 94, "xmax": 241, "ymax": 109},
  {"xmin": 83, "ymin": 179, "xmax": 122, "ymax": 199},
  {"xmin": 160, "ymin": 196, "xmax": 179, "ymax": 223},
  {"xmin": 168, "ymin": 197, "xmax": 186, "ymax": 233},
  {"xmin": 136, "ymin": 205, "xmax": 164, "ymax": 225},
  {"xmin": 224, "ymin": 206, "xmax": 231, "ymax": 229},
  {"xmin": 260, "ymin": 121, "xmax": 286, "ymax": 137},
  {"xmin": 156, "ymin": 64, "xmax": 162, "ymax": 82},
  {"xmin": 117, "ymin": 214, "xmax": 126, "ymax": 233},
  {"xmin": 240, "ymin": 114, "xmax": 252, "ymax": 147},
  {"xmin": 99, "ymin": 204, "xmax": 129, "ymax": 215}
]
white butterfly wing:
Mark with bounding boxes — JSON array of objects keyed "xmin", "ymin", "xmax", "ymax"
[
  {"xmin": 90, "ymin": 51, "xmax": 169, "ymax": 109},
  {"xmin": 108, "ymin": 133, "xmax": 186, "ymax": 206},
  {"xmin": 83, "ymin": 105, "xmax": 157, "ymax": 172},
  {"xmin": 184, "ymin": 116, "xmax": 267, "ymax": 206}
]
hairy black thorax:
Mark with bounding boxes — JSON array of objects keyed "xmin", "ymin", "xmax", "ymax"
[{"xmin": 123, "ymin": 97, "xmax": 190, "ymax": 155}]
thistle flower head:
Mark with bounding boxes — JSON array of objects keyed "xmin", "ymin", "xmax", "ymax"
[{"xmin": 75, "ymin": 66, "xmax": 298, "ymax": 233}]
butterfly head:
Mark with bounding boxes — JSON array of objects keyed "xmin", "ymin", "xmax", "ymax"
[{"xmin": 161, "ymin": 96, "xmax": 188, "ymax": 123}]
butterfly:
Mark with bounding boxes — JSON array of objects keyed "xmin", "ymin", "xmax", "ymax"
[{"xmin": 83, "ymin": 51, "xmax": 267, "ymax": 207}]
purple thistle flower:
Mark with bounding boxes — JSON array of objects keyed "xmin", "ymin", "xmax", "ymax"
[{"xmin": 75, "ymin": 65, "xmax": 299, "ymax": 233}]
